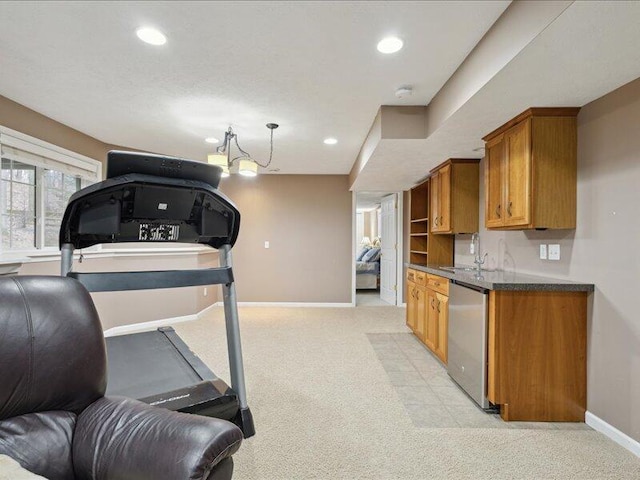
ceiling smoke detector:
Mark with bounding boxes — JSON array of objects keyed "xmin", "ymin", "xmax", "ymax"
[{"xmin": 395, "ymin": 86, "xmax": 413, "ymax": 99}]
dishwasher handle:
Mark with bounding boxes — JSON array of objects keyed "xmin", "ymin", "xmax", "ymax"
[{"xmin": 451, "ymin": 279, "xmax": 490, "ymax": 294}]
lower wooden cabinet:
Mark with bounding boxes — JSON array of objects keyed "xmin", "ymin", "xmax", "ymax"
[
  {"xmin": 406, "ymin": 269, "xmax": 448, "ymax": 364},
  {"xmin": 424, "ymin": 288, "xmax": 438, "ymax": 352},
  {"xmin": 408, "ymin": 267, "xmax": 588, "ymax": 422},
  {"xmin": 406, "ymin": 282, "xmax": 417, "ymax": 332},
  {"xmin": 487, "ymin": 290, "xmax": 587, "ymax": 422},
  {"xmin": 434, "ymin": 292, "xmax": 448, "ymax": 363}
]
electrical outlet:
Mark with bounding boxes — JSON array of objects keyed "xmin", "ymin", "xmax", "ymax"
[
  {"xmin": 548, "ymin": 244, "xmax": 560, "ymax": 261},
  {"xmin": 539, "ymin": 244, "xmax": 547, "ymax": 260},
  {"xmin": 264, "ymin": 241, "xmax": 270, "ymax": 249},
  {"xmin": 203, "ymin": 287, "xmax": 208, "ymax": 297},
  {"xmin": 470, "ymin": 242, "xmax": 475, "ymax": 255}
]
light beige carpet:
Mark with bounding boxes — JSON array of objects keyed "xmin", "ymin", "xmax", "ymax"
[{"xmin": 175, "ymin": 305, "xmax": 640, "ymax": 479}]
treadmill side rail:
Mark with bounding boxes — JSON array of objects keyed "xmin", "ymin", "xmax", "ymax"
[{"xmin": 219, "ymin": 244, "xmax": 255, "ymax": 437}]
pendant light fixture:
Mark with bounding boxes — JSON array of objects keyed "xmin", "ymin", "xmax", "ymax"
[{"xmin": 207, "ymin": 123, "xmax": 278, "ymax": 178}]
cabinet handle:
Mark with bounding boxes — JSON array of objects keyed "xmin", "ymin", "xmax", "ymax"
[
  {"xmin": 434, "ymin": 217, "xmax": 439, "ymax": 227},
  {"xmin": 431, "ymin": 298, "xmax": 435, "ymax": 309},
  {"xmin": 437, "ymin": 300, "xmax": 441, "ymax": 313},
  {"xmin": 416, "ymin": 290, "xmax": 420, "ymax": 300},
  {"xmin": 440, "ymin": 216, "xmax": 444, "ymax": 225},
  {"xmin": 507, "ymin": 201, "xmax": 513, "ymax": 217},
  {"xmin": 496, "ymin": 204, "xmax": 501, "ymax": 218}
]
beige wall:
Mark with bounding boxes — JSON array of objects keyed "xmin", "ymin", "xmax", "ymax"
[
  {"xmin": 454, "ymin": 77, "xmax": 640, "ymax": 442},
  {"xmin": 363, "ymin": 209, "xmax": 379, "ymax": 240},
  {"xmin": 0, "ymin": 95, "xmax": 110, "ymax": 162},
  {"xmin": 0, "ymin": 94, "xmax": 155, "ymax": 171},
  {"xmin": 218, "ymin": 174, "xmax": 352, "ymax": 303}
]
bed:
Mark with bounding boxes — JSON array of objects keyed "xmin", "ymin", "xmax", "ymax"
[{"xmin": 356, "ymin": 246, "xmax": 381, "ymax": 290}]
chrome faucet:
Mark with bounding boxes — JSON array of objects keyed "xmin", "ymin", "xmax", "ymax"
[{"xmin": 471, "ymin": 233, "xmax": 488, "ymax": 274}]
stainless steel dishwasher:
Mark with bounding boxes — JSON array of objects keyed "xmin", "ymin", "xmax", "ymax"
[{"xmin": 447, "ymin": 280, "xmax": 492, "ymax": 410}]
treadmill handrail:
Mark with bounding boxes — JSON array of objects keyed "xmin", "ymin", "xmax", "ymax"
[{"xmin": 67, "ymin": 267, "xmax": 233, "ymax": 292}]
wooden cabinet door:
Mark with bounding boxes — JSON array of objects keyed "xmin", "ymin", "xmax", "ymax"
[
  {"xmin": 485, "ymin": 136, "xmax": 504, "ymax": 228},
  {"xmin": 406, "ymin": 284, "xmax": 416, "ymax": 331},
  {"xmin": 424, "ymin": 288, "xmax": 438, "ymax": 351},
  {"xmin": 415, "ymin": 285, "xmax": 427, "ymax": 341},
  {"xmin": 430, "ymin": 173, "xmax": 440, "ymax": 232},
  {"xmin": 434, "ymin": 293, "xmax": 449, "ymax": 364},
  {"xmin": 437, "ymin": 164, "xmax": 451, "ymax": 233},
  {"xmin": 504, "ymin": 119, "xmax": 532, "ymax": 227}
]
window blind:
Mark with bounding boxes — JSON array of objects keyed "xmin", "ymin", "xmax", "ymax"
[{"xmin": 0, "ymin": 131, "xmax": 101, "ymax": 181}]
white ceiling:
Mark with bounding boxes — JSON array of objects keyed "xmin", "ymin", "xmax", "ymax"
[
  {"xmin": 351, "ymin": 0, "xmax": 640, "ymax": 191},
  {"xmin": 0, "ymin": 1, "xmax": 510, "ymax": 174}
]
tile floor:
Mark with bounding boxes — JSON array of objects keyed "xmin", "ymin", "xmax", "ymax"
[{"xmin": 368, "ymin": 332, "xmax": 592, "ymax": 431}]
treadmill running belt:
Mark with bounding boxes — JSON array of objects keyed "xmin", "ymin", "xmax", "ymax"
[
  {"xmin": 105, "ymin": 328, "xmax": 239, "ymax": 422},
  {"xmin": 106, "ymin": 329, "xmax": 206, "ymax": 398}
]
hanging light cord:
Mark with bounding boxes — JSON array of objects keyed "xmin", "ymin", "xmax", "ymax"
[
  {"xmin": 254, "ymin": 125, "xmax": 277, "ymax": 168},
  {"xmin": 219, "ymin": 124, "xmax": 277, "ymax": 168}
]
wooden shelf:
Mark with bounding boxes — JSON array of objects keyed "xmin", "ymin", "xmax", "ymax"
[{"xmin": 409, "ymin": 177, "xmax": 453, "ymax": 269}]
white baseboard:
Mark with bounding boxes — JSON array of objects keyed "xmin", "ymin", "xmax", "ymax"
[
  {"xmin": 586, "ymin": 411, "xmax": 640, "ymax": 458},
  {"xmin": 103, "ymin": 313, "xmax": 197, "ymax": 337},
  {"xmin": 212, "ymin": 301, "xmax": 353, "ymax": 308},
  {"xmin": 102, "ymin": 299, "xmax": 354, "ymax": 337},
  {"xmin": 197, "ymin": 302, "xmax": 219, "ymax": 318}
]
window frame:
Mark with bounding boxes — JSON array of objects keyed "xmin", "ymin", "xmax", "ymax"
[{"xmin": 0, "ymin": 126, "xmax": 102, "ymax": 254}]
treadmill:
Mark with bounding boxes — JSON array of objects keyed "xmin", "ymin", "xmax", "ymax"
[{"xmin": 59, "ymin": 150, "xmax": 254, "ymax": 438}]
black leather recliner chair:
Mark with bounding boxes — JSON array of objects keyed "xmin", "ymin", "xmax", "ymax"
[{"xmin": 0, "ymin": 276, "xmax": 243, "ymax": 480}]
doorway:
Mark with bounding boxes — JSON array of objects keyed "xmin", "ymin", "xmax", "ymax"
[{"xmin": 353, "ymin": 191, "xmax": 403, "ymax": 306}]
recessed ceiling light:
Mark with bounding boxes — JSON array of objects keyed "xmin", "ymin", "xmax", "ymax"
[
  {"xmin": 377, "ymin": 36, "xmax": 403, "ymax": 54},
  {"xmin": 136, "ymin": 27, "xmax": 167, "ymax": 46},
  {"xmin": 323, "ymin": 138, "xmax": 338, "ymax": 145},
  {"xmin": 205, "ymin": 137, "xmax": 219, "ymax": 144}
]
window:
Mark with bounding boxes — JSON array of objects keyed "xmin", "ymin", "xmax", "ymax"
[{"xmin": 0, "ymin": 127, "xmax": 101, "ymax": 252}]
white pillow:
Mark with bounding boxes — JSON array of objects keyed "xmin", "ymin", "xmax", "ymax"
[{"xmin": 356, "ymin": 247, "xmax": 371, "ymax": 261}]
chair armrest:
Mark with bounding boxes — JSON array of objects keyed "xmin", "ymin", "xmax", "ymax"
[{"xmin": 72, "ymin": 397, "xmax": 242, "ymax": 480}]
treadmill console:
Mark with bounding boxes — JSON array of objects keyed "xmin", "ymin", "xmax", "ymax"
[
  {"xmin": 107, "ymin": 150, "xmax": 222, "ymax": 189},
  {"xmin": 59, "ymin": 152, "xmax": 240, "ymax": 249}
]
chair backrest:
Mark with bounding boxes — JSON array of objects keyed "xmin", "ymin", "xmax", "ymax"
[{"xmin": 0, "ymin": 276, "xmax": 107, "ymax": 420}]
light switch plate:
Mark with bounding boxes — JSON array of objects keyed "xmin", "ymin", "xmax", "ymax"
[
  {"xmin": 548, "ymin": 244, "xmax": 560, "ymax": 260},
  {"xmin": 540, "ymin": 244, "xmax": 547, "ymax": 260},
  {"xmin": 264, "ymin": 241, "xmax": 270, "ymax": 249}
]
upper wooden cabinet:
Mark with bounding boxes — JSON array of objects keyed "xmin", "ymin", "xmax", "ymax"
[
  {"xmin": 482, "ymin": 108, "xmax": 579, "ymax": 230},
  {"xmin": 429, "ymin": 159, "xmax": 480, "ymax": 234}
]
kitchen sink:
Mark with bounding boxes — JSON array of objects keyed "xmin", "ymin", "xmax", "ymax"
[
  {"xmin": 438, "ymin": 266, "xmax": 476, "ymax": 272},
  {"xmin": 438, "ymin": 266, "xmax": 496, "ymax": 273}
]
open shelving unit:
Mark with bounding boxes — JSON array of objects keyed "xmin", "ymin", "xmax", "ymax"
[
  {"xmin": 409, "ymin": 178, "xmax": 453, "ymax": 266},
  {"xmin": 409, "ymin": 181, "xmax": 429, "ymax": 264}
]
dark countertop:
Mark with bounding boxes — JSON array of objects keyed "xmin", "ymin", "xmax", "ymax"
[{"xmin": 406, "ymin": 263, "xmax": 594, "ymax": 292}]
